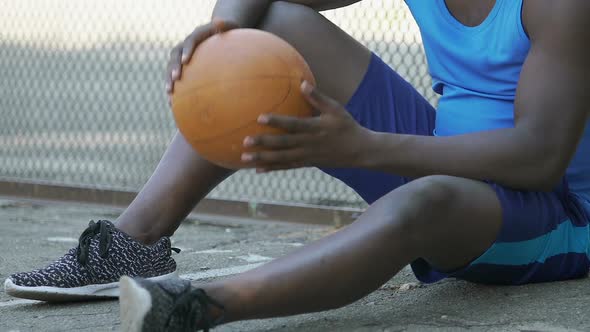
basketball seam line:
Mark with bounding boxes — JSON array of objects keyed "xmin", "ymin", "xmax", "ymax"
[{"xmin": 179, "ymin": 79, "xmax": 296, "ymax": 144}]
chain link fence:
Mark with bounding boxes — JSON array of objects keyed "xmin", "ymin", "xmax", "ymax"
[{"xmin": 0, "ymin": 0, "xmax": 436, "ymax": 209}]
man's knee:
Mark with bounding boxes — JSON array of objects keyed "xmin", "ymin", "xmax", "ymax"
[
  {"xmin": 259, "ymin": 1, "xmax": 321, "ymax": 41},
  {"xmin": 410, "ymin": 175, "xmax": 459, "ymax": 210},
  {"xmin": 390, "ymin": 175, "xmax": 460, "ymax": 234}
]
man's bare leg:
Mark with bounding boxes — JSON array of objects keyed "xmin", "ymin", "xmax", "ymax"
[
  {"xmin": 115, "ymin": 133, "xmax": 234, "ymax": 245},
  {"xmin": 200, "ymin": 176, "xmax": 501, "ymax": 323}
]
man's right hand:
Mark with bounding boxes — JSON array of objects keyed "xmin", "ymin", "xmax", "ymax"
[{"xmin": 165, "ymin": 20, "xmax": 239, "ymax": 97}]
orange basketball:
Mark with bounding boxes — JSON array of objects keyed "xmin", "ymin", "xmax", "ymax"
[{"xmin": 171, "ymin": 29, "xmax": 316, "ymax": 169}]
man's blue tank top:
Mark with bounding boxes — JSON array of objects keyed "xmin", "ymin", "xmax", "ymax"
[{"xmin": 405, "ymin": 0, "xmax": 590, "ymax": 201}]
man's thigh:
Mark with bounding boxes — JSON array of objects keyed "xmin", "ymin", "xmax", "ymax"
[
  {"xmin": 259, "ymin": 1, "xmax": 371, "ymax": 106},
  {"xmin": 319, "ymin": 53, "xmax": 436, "ymax": 204}
]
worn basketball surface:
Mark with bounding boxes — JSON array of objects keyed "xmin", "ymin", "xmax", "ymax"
[{"xmin": 171, "ymin": 29, "xmax": 316, "ymax": 169}]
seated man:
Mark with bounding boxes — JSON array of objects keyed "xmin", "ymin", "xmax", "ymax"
[{"xmin": 6, "ymin": 0, "xmax": 590, "ymax": 331}]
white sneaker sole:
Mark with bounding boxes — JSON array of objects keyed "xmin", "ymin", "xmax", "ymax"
[
  {"xmin": 3, "ymin": 272, "xmax": 177, "ymax": 302},
  {"xmin": 119, "ymin": 276, "xmax": 153, "ymax": 332}
]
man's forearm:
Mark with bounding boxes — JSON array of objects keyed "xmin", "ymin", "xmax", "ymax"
[
  {"xmin": 211, "ymin": 0, "xmax": 362, "ymax": 27},
  {"xmin": 359, "ymin": 128, "xmax": 563, "ymax": 191}
]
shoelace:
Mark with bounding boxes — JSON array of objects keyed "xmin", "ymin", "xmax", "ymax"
[
  {"xmin": 165, "ymin": 286, "xmax": 225, "ymax": 332},
  {"xmin": 76, "ymin": 220, "xmax": 112, "ymax": 266}
]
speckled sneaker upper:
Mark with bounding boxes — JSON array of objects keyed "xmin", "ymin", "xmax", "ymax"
[
  {"xmin": 4, "ymin": 220, "xmax": 178, "ymax": 301},
  {"xmin": 119, "ymin": 276, "xmax": 225, "ymax": 332}
]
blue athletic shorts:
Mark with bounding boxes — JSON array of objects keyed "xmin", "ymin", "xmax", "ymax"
[{"xmin": 321, "ymin": 53, "xmax": 590, "ymax": 285}]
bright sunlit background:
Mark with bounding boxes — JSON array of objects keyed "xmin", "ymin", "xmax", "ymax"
[{"xmin": 0, "ymin": 0, "xmax": 433, "ymax": 208}]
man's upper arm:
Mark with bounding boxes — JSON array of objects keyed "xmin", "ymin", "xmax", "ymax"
[{"xmin": 515, "ymin": 0, "xmax": 590, "ymax": 180}]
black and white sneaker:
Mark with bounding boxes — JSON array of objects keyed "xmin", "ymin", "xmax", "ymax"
[
  {"xmin": 120, "ymin": 276, "xmax": 224, "ymax": 332},
  {"xmin": 4, "ymin": 220, "xmax": 178, "ymax": 302}
]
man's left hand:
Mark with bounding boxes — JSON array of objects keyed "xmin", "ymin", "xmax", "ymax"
[{"xmin": 241, "ymin": 81, "xmax": 369, "ymax": 172}]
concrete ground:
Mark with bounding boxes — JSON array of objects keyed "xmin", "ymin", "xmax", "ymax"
[{"xmin": 1, "ymin": 198, "xmax": 589, "ymax": 332}]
